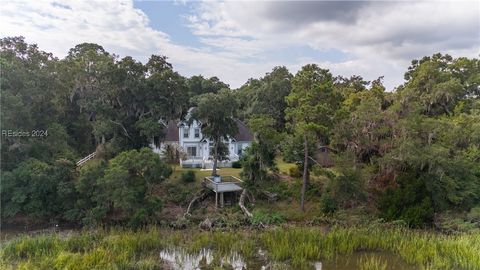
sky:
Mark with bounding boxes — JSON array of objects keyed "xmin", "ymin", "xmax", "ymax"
[{"xmin": 1, "ymin": 0, "xmax": 479, "ymax": 90}]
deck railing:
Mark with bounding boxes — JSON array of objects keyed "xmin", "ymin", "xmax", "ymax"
[
  {"xmin": 76, "ymin": 152, "xmax": 96, "ymax": 167},
  {"xmin": 203, "ymin": 175, "xmax": 243, "ymax": 192}
]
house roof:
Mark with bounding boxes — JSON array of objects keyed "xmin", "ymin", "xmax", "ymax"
[
  {"xmin": 162, "ymin": 118, "xmax": 253, "ymax": 142},
  {"xmin": 164, "ymin": 121, "xmax": 179, "ymax": 141},
  {"xmin": 233, "ymin": 118, "xmax": 254, "ymax": 141},
  {"xmin": 317, "ymin": 145, "xmax": 337, "ymax": 153}
]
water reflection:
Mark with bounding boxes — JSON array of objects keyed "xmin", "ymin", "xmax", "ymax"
[
  {"xmin": 159, "ymin": 247, "xmax": 415, "ymax": 270},
  {"xmin": 160, "ymin": 248, "xmax": 214, "ymax": 270}
]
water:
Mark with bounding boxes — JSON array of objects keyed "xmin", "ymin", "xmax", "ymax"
[{"xmin": 159, "ymin": 247, "xmax": 417, "ymax": 270}]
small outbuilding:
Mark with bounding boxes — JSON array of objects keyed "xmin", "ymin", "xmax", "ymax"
[
  {"xmin": 203, "ymin": 175, "xmax": 243, "ymax": 208},
  {"xmin": 315, "ymin": 145, "xmax": 335, "ymax": 167}
]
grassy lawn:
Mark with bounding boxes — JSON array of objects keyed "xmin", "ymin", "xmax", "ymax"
[
  {"xmin": 276, "ymin": 156, "xmax": 297, "ymax": 175},
  {"xmin": 170, "ymin": 165, "xmax": 242, "ymax": 182},
  {"xmin": 169, "ymin": 156, "xmax": 296, "ymax": 182}
]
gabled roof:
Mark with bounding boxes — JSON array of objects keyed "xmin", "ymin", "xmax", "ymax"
[
  {"xmin": 317, "ymin": 145, "xmax": 337, "ymax": 153},
  {"xmin": 162, "ymin": 118, "xmax": 253, "ymax": 142},
  {"xmin": 233, "ymin": 118, "xmax": 254, "ymax": 141},
  {"xmin": 164, "ymin": 121, "xmax": 179, "ymax": 141}
]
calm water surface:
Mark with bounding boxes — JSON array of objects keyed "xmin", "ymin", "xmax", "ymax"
[{"xmin": 159, "ymin": 246, "xmax": 418, "ymax": 270}]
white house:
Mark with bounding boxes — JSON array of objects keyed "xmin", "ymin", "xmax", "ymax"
[{"xmin": 151, "ymin": 111, "xmax": 253, "ymax": 168}]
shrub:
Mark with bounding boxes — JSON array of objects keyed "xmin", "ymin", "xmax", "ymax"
[
  {"xmin": 318, "ymin": 167, "xmax": 365, "ymax": 213},
  {"xmin": 436, "ymin": 216, "xmax": 478, "ymax": 234},
  {"xmin": 467, "ymin": 206, "xmax": 480, "ymax": 223},
  {"xmin": 75, "ymin": 148, "xmax": 172, "ymax": 227},
  {"xmin": 312, "ymin": 165, "xmax": 336, "ymax": 179},
  {"xmin": 379, "ymin": 174, "xmax": 434, "ymax": 227},
  {"xmin": 1, "ymin": 158, "xmax": 77, "ymax": 223},
  {"xmin": 180, "ymin": 171, "xmax": 196, "ymax": 183},
  {"xmin": 250, "ymin": 211, "xmax": 285, "ymax": 225},
  {"xmin": 330, "ymin": 168, "xmax": 366, "ymax": 208},
  {"xmin": 289, "ymin": 166, "xmax": 301, "ymax": 178},
  {"xmin": 320, "ymin": 192, "xmax": 338, "ymax": 214},
  {"xmin": 231, "ymin": 161, "xmax": 242, "ymax": 168}
]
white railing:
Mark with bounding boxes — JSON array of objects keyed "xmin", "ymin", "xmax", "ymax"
[
  {"xmin": 203, "ymin": 176, "xmax": 243, "ymax": 192},
  {"xmin": 76, "ymin": 152, "xmax": 96, "ymax": 167}
]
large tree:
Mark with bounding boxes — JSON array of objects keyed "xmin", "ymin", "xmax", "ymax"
[
  {"xmin": 237, "ymin": 66, "xmax": 292, "ymax": 130},
  {"xmin": 285, "ymin": 64, "xmax": 341, "ymax": 211},
  {"xmin": 192, "ymin": 89, "xmax": 238, "ymax": 176},
  {"xmin": 241, "ymin": 115, "xmax": 281, "ymax": 187}
]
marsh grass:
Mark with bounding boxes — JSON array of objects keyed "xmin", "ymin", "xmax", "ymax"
[
  {"xmin": 260, "ymin": 226, "xmax": 480, "ymax": 269},
  {"xmin": 1, "ymin": 226, "xmax": 479, "ymax": 270},
  {"xmin": 358, "ymin": 255, "xmax": 388, "ymax": 270}
]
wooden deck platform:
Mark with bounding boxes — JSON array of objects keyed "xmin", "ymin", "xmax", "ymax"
[{"xmin": 203, "ymin": 176, "xmax": 243, "ymax": 208}]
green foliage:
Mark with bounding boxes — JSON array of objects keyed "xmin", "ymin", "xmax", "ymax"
[
  {"xmin": 250, "ymin": 211, "xmax": 285, "ymax": 225},
  {"xmin": 75, "ymin": 161, "xmax": 108, "ymax": 225},
  {"xmin": 401, "ymin": 53, "xmax": 478, "ymax": 115},
  {"xmin": 187, "ymin": 75, "xmax": 229, "ymax": 98},
  {"xmin": 2, "ymin": 226, "xmax": 480, "ymax": 270},
  {"xmin": 191, "ymin": 89, "xmax": 238, "ymax": 175},
  {"xmin": 467, "ymin": 206, "xmax": 480, "ymax": 223},
  {"xmin": 240, "ymin": 115, "xmax": 281, "ymax": 190},
  {"xmin": 2, "ymin": 36, "xmax": 480, "ymax": 229},
  {"xmin": 319, "ymin": 167, "xmax": 365, "ymax": 214},
  {"xmin": 237, "ymin": 66, "xmax": 292, "ymax": 130},
  {"xmin": 379, "ymin": 174, "xmax": 434, "ymax": 227},
  {"xmin": 358, "ymin": 255, "xmax": 387, "ymax": 270},
  {"xmin": 285, "ymin": 64, "xmax": 341, "ymax": 139},
  {"xmin": 320, "ymin": 193, "xmax": 338, "ymax": 214},
  {"xmin": 162, "ymin": 143, "xmax": 186, "ymax": 164},
  {"xmin": 282, "ymin": 132, "xmax": 316, "ymax": 165},
  {"xmin": 231, "ymin": 161, "xmax": 242, "ymax": 168},
  {"xmin": 312, "ymin": 166, "xmax": 337, "ymax": 179},
  {"xmin": 180, "ymin": 170, "xmax": 196, "ymax": 183},
  {"xmin": 1, "ymin": 158, "xmax": 76, "ymax": 223},
  {"xmin": 100, "ymin": 148, "xmax": 171, "ymax": 226},
  {"xmin": 434, "ymin": 207, "xmax": 480, "ymax": 233},
  {"xmin": 74, "ymin": 148, "xmax": 172, "ymax": 227},
  {"xmin": 289, "ymin": 166, "xmax": 301, "ymax": 178},
  {"xmin": 240, "ymin": 142, "xmax": 277, "ymax": 188}
]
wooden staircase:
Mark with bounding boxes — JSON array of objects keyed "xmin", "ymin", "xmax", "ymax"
[{"xmin": 76, "ymin": 152, "xmax": 96, "ymax": 167}]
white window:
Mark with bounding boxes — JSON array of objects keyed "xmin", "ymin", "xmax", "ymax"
[
  {"xmin": 183, "ymin": 128, "xmax": 189, "ymax": 138},
  {"xmin": 194, "ymin": 128, "xmax": 200, "ymax": 138},
  {"xmin": 209, "ymin": 141, "xmax": 214, "ymax": 152},
  {"xmin": 187, "ymin": 146, "xmax": 197, "ymax": 157}
]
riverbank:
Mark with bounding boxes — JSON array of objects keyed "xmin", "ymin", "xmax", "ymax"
[{"xmin": 1, "ymin": 224, "xmax": 479, "ymax": 270}]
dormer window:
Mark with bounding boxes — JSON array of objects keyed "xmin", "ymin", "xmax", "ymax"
[
  {"xmin": 183, "ymin": 128, "xmax": 189, "ymax": 138},
  {"xmin": 194, "ymin": 128, "xmax": 200, "ymax": 138}
]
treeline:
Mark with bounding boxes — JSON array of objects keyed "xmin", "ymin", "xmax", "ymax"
[{"xmin": 1, "ymin": 36, "xmax": 479, "ymax": 227}]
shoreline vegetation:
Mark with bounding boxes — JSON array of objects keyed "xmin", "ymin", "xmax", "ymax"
[{"xmin": 1, "ymin": 224, "xmax": 479, "ymax": 270}]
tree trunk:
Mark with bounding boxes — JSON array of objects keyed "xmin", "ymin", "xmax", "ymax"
[
  {"xmin": 239, "ymin": 189, "xmax": 253, "ymax": 218},
  {"xmin": 301, "ymin": 134, "xmax": 309, "ymax": 212},
  {"xmin": 183, "ymin": 190, "xmax": 207, "ymax": 218},
  {"xmin": 212, "ymin": 141, "xmax": 218, "ymax": 176}
]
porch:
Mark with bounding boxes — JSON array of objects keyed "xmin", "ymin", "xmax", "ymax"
[
  {"xmin": 180, "ymin": 155, "xmax": 240, "ymax": 168},
  {"xmin": 203, "ymin": 176, "xmax": 243, "ymax": 208}
]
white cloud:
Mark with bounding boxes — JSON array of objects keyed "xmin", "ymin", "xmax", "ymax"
[
  {"xmin": 1, "ymin": 0, "xmax": 478, "ymax": 90},
  {"xmin": 0, "ymin": 0, "xmax": 277, "ymax": 87},
  {"xmin": 186, "ymin": 0, "xmax": 480, "ymax": 89}
]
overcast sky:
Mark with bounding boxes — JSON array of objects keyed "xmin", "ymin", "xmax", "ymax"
[{"xmin": 1, "ymin": 0, "xmax": 479, "ymax": 90}]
